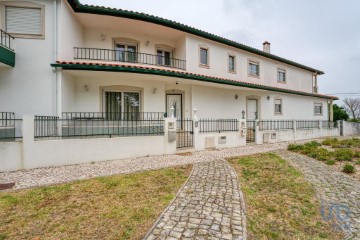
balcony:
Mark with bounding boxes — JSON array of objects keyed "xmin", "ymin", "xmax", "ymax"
[
  {"xmin": 0, "ymin": 29, "xmax": 15, "ymax": 67},
  {"xmin": 74, "ymin": 47, "xmax": 186, "ymax": 70}
]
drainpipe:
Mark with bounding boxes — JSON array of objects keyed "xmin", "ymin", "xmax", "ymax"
[{"xmin": 53, "ymin": 0, "xmax": 58, "ymax": 116}]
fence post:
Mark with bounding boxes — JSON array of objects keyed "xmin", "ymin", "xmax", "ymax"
[
  {"xmin": 193, "ymin": 109, "xmax": 200, "ymax": 150},
  {"xmin": 318, "ymin": 120, "xmax": 322, "ymax": 129},
  {"xmin": 164, "ymin": 118, "xmax": 176, "ymax": 154},
  {"xmin": 22, "ymin": 115, "xmax": 35, "ymax": 169},
  {"xmin": 255, "ymin": 119, "xmax": 262, "ymax": 144},
  {"xmin": 239, "ymin": 118, "xmax": 247, "ymax": 146},
  {"xmin": 293, "ymin": 120, "xmax": 297, "ymax": 141},
  {"xmin": 339, "ymin": 120, "xmax": 344, "ymax": 136}
]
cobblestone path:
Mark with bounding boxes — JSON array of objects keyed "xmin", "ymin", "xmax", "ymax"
[
  {"xmin": 144, "ymin": 159, "xmax": 246, "ymax": 240},
  {"xmin": 277, "ymin": 150, "xmax": 360, "ymax": 240}
]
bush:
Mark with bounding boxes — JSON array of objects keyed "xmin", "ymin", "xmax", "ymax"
[
  {"xmin": 326, "ymin": 160, "xmax": 336, "ymax": 165},
  {"xmin": 356, "ymin": 160, "xmax": 360, "ymax": 165},
  {"xmin": 334, "ymin": 149, "xmax": 354, "ymax": 161},
  {"xmin": 322, "ymin": 138, "xmax": 338, "ymax": 146},
  {"xmin": 288, "ymin": 144, "xmax": 304, "ymax": 151},
  {"xmin": 307, "ymin": 148, "xmax": 332, "ymax": 161},
  {"xmin": 343, "ymin": 164, "xmax": 355, "ymax": 174},
  {"xmin": 354, "ymin": 151, "xmax": 360, "ymax": 158},
  {"xmin": 304, "ymin": 141, "xmax": 321, "ymax": 148}
]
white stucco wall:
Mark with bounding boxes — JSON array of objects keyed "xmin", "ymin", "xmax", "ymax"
[
  {"xmin": 0, "ymin": 0, "xmax": 56, "ymax": 115},
  {"xmin": 342, "ymin": 121, "xmax": 360, "ymax": 136},
  {"xmin": 0, "ymin": 141, "xmax": 23, "ymax": 172},
  {"xmin": 185, "ymin": 35, "xmax": 314, "ymax": 93}
]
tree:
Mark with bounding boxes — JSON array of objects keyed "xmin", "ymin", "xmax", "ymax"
[
  {"xmin": 333, "ymin": 104, "xmax": 349, "ymax": 121},
  {"xmin": 343, "ymin": 98, "xmax": 360, "ymax": 120}
]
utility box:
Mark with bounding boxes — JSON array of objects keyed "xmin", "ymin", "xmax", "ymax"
[{"xmin": 168, "ymin": 131, "xmax": 176, "ymax": 142}]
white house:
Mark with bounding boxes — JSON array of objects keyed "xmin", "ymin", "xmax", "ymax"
[{"xmin": 0, "ymin": 0, "xmax": 339, "ymax": 171}]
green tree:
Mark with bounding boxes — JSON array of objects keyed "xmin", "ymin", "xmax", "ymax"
[{"xmin": 333, "ymin": 104, "xmax": 349, "ymax": 121}]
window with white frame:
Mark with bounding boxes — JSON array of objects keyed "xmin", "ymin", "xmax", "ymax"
[
  {"xmin": 104, "ymin": 91, "xmax": 140, "ymax": 120},
  {"xmin": 314, "ymin": 103, "xmax": 323, "ymax": 115},
  {"xmin": 199, "ymin": 47, "xmax": 209, "ymax": 66},
  {"xmin": 5, "ymin": 5, "xmax": 44, "ymax": 37},
  {"xmin": 228, "ymin": 55, "xmax": 236, "ymax": 72},
  {"xmin": 275, "ymin": 99, "xmax": 283, "ymax": 114},
  {"xmin": 277, "ymin": 69, "xmax": 286, "ymax": 83},
  {"xmin": 248, "ymin": 61, "xmax": 259, "ymax": 77}
]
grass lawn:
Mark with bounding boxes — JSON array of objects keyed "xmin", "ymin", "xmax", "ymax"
[
  {"xmin": 0, "ymin": 165, "xmax": 191, "ymax": 240},
  {"xmin": 288, "ymin": 138, "xmax": 360, "ymax": 177},
  {"xmin": 229, "ymin": 153, "xmax": 343, "ymax": 240}
]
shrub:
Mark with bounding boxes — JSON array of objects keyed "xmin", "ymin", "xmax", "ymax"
[
  {"xmin": 288, "ymin": 144, "xmax": 304, "ymax": 151},
  {"xmin": 354, "ymin": 151, "xmax": 360, "ymax": 158},
  {"xmin": 322, "ymin": 138, "xmax": 338, "ymax": 146},
  {"xmin": 326, "ymin": 160, "xmax": 336, "ymax": 165},
  {"xmin": 356, "ymin": 160, "xmax": 360, "ymax": 165},
  {"xmin": 304, "ymin": 141, "xmax": 321, "ymax": 148},
  {"xmin": 334, "ymin": 149, "xmax": 354, "ymax": 161},
  {"xmin": 343, "ymin": 164, "xmax": 355, "ymax": 174}
]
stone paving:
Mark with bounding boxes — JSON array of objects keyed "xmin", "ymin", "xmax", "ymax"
[
  {"xmin": 277, "ymin": 150, "xmax": 360, "ymax": 240},
  {"xmin": 144, "ymin": 159, "xmax": 246, "ymax": 240}
]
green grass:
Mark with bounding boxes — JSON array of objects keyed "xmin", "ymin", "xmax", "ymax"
[
  {"xmin": 0, "ymin": 165, "xmax": 192, "ymax": 240},
  {"xmin": 229, "ymin": 153, "xmax": 343, "ymax": 240}
]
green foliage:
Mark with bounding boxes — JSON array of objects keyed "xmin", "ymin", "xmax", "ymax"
[
  {"xmin": 333, "ymin": 104, "xmax": 349, "ymax": 121},
  {"xmin": 343, "ymin": 164, "xmax": 355, "ymax": 174},
  {"xmin": 304, "ymin": 141, "xmax": 321, "ymax": 148},
  {"xmin": 287, "ymin": 144, "xmax": 304, "ymax": 151},
  {"xmin": 321, "ymin": 138, "xmax": 338, "ymax": 146},
  {"xmin": 326, "ymin": 160, "xmax": 336, "ymax": 165},
  {"xmin": 334, "ymin": 149, "xmax": 354, "ymax": 161}
]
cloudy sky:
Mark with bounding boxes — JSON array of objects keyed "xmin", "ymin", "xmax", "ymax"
[{"xmin": 81, "ymin": 0, "xmax": 360, "ymax": 104}]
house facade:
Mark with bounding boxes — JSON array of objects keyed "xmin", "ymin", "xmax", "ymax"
[{"xmin": 0, "ymin": 0, "xmax": 339, "ymax": 171}]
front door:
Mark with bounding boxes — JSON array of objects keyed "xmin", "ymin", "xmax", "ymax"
[
  {"xmin": 247, "ymin": 99, "xmax": 258, "ymax": 119},
  {"xmin": 166, "ymin": 94, "xmax": 182, "ymax": 121}
]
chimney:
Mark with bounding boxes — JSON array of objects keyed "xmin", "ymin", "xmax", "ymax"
[{"xmin": 263, "ymin": 41, "xmax": 271, "ymax": 53}]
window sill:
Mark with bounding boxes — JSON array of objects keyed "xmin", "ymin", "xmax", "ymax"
[
  {"xmin": 277, "ymin": 81, "xmax": 286, "ymax": 84},
  {"xmin": 228, "ymin": 70, "xmax": 236, "ymax": 74},
  {"xmin": 248, "ymin": 74, "xmax": 260, "ymax": 79},
  {"xmin": 199, "ymin": 64, "xmax": 210, "ymax": 69},
  {"xmin": 8, "ymin": 33, "xmax": 45, "ymax": 40}
]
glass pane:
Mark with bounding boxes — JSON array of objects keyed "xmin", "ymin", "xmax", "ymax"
[
  {"xmin": 157, "ymin": 50, "xmax": 163, "ymax": 65},
  {"xmin": 106, "ymin": 92, "xmax": 122, "ymax": 120},
  {"xmin": 127, "ymin": 46, "xmax": 137, "ymax": 63},
  {"xmin": 124, "ymin": 92, "xmax": 140, "ymax": 120},
  {"xmin": 115, "ymin": 44, "xmax": 125, "ymax": 62},
  {"xmin": 200, "ymin": 48, "xmax": 207, "ymax": 65},
  {"xmin": 164, "ymin": 51, "xmax": 171, "ymax": 66}
]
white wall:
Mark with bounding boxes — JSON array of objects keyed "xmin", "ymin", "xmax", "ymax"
[
  {"xmin": 185, "ymin": 35, "xmax": 314, "ymax": 93},
  {"xmin": 0, "ymin": 141, "xmax": 23, "ymax": 171},
  {"xmin": 0, "ymin": 0, "xmax": 56, "ymax": 115},
  {"xmin": 342, "ymin": 121, "xmax": 360, "ymax": 136}
]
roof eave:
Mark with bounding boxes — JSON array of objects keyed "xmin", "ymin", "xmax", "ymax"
[{"xmin": 66, "ymin": 0, "xmax": 325, "ymax": 75}]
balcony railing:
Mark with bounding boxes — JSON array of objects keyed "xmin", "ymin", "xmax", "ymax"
[
  {"xmin": 74, "ymin": 47, "xmax": 186, "ymax": 70},
  {"xmin": 0, "ymin": 29, "xmax": 14, "ymax": 51}
]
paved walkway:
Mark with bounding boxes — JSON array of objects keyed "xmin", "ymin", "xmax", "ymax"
[
  {"xmin": 144, "ymin": 159, "xmax": 246, "ymax": 240},
  {"xmin": 277, "ymin": 150, "xmax": 360, "ymax": 240}
]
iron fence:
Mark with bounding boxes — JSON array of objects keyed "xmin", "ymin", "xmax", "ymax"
[
  {"xmin": 62, "ymin": 112, "xmax": 165, "ymax": 121},
  {"xmin": 176, "ymin": 119, "xmax": 193, "ymax": 148},
  {"xmin": 322, "ymin": 121, "xmax": 337, "ymax": 129},
  {"xmin": 74, "ymin": 47, "xmax": 186, "ymax": 70},
  {"xmin": 199, "ymin": 119, "xmax": 239, "ymax": 133},
  {"xmin": 0, "ymin": 29, "xmax": 14, "ymax": 51},
  {"xmin": 0, "ymin": 112, "xmax": 22, "ymax": 141},
  {"xmin": 259, "ymin": 120, "xmax": 293, "ymax": 131},
  {"xmin": 246, "ymin": 120, "xmax": 256, "ymax": 142},
  {"xmin": 296, "ymin": 120, "xmax": 320, "ymax": 129},
  {"xmin": 34, "ymin": 116, "xmax": 59, "ymax": 139}
]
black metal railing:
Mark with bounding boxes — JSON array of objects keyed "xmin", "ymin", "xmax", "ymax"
[
  {"xmin": 322, "ymin": 121, "xmax": 337, "ymax": 129},
  {"xmin": 62, "ymin": 112, "xmax": 165, "ymax": 121},
  {"xmin": 199, "ymin": 119, "xmax": 239, "ymax": 133},
  {"xmin": 259, "ymin": 120, "xmax": 293, "ymax": 131},
  {"xmin": 74, "ymin": 47, "xmax": 186, "ymax": 70},
  {"xmin": 34, "ymin": 116, "xmax": 59, "ymax": 139},
  {"xmin": 0, "ymin": 112, "xmax": 22, "ymax": 141},
  {"xmin": 176, "ymin": 119, "xmax": 193, "ymax": 148},
  {"xmin": 0, "ymin": 29, "xmax": 14, "ymax": 51},
  {"xmin": 296, "ymin": 120, "xmax": 320, "ymax": 129},
  {"xmin": 246, "ymin": 120, "xmax": 256, "ymax": 142}
]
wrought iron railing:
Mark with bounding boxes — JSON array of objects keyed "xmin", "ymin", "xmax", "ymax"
[
  {"xmin": 74, "ymin": 47, "xmax": 186, "ymax": 70},
  {"xmin": 35, "ymin": 112, "xmax": 165, "ymax": 140},
  {"xmin": 0, "ymin": 112, "xmax": 22, "ymax": 141},
  {"xmin": 199, "ymin": 119, "xmax": 239, "ymax": 133},
  {"xmin": 296, "ymin": 120, "xmax": 320, "ymax": 129},
  {"xmin": 322, "ymin": 121, "xmax": 337, "ymax": 129},
  {"xmin": 259, "ymin": 120, "xmax": 293, "ymax": 131},
  {"xmin": 0, "ymin": 29, "xmax": 14, "ymax": 51}
]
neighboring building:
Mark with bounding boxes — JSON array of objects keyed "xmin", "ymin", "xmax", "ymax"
[{"xmin": 0, "ymin": 0, "xmax": 336, "ymax": 119}]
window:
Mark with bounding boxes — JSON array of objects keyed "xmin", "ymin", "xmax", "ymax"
[
  {"xmin": 228, "ymin": 55, "xmax": 236, "ymax": 72},
  {"xmin": 4, "ymin": 4, "xmax": 44, "ymax": 38},
  {"xmin": 115, "ymin": 43, "xmax": 138, "ymax": 63},
  {"xmin": 105, "ymin": 91, "xmax": 140, "ymax": 120},
  {"xmin": 275, "ymin": 99, "xmax": 282, "ymax": 114},
  {"xmin": 248, "ymin": 61, "xmax": 260, "ymax": 77},
  {"xmin": 199, "ymin": 47, "xmax": 209, "ymax": 66},
  {"xmin": 277, "ymin": 69, "xmax": 286, "ymax": 83},
  {"xmin": 157, "ymin": 49, "xmax": 172, "ymax": 66},
  {"xmin": 314, "ymin": 103, "xmax": 323, "ymax": 115}
]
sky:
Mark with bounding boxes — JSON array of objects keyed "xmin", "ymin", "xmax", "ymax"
[{"xmin": 81, "ymin": 0, "xmax": 360, "ymax": 104}]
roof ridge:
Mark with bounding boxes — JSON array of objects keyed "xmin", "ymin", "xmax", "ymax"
[{"xmin": 67, "ymin": 0, "xmax": 325, "ymax": 75}]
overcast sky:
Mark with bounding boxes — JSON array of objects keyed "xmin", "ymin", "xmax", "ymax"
[{"xmin": 81, "ymin": 0, "xmax": 360, "ymax": 104}]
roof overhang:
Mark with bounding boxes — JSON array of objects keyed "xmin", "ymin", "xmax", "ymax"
[
  {"xmin": 66, "ymin": 0, "xmax": 324, "ymax": 75},
  {"xmin": 52, "ymin": 61, "xmax": 337, "ymax": 100}
]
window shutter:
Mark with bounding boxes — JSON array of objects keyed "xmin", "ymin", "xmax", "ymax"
[{"xmin": 6, "ymin": 6, "xmax": 42, "ymax": 35}]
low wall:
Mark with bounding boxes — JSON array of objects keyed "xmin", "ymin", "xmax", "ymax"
[
  {"xmin": 342, "ymin": 121, "xmax": 360, "ymax": 136},
  {"xmin": 195, "ymin": 131, "xmax": 246, "ymax": 150},
  {"xmin": 0, "ymin": 141, "xmax": 23, "ymax": 172}
]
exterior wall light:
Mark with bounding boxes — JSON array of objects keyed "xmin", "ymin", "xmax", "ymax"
[
  {"xmin": 83, "ymin": 85, "xmax": 89, "ymax": 92},
  {"xmin": 235, "ymin": 94, "xmax": 238, "ymax": 100},
  {"xmin": 153, "ymin": 88, "xmax": 157, "ymax": 94},
  {"xmin": 267, "ymin": 96, "xmax": 270, "ymax": 100},
  {"xmin": 242, "ymin": 110, "xmax": 245, "ymax": 119}
]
